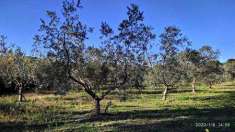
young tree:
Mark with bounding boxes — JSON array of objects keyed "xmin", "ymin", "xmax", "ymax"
[
  {"xmin": 180, "ymin": 45, "xmax": 221, "ymax": 93},
  {"xmin": 198, "ymin": 45, "xmax": 221, "ymax": 88},
  {"xmin": 0, "ymin": 35, "xmax": 10, "ymax": 94},
  {"xmin": 5, "ymin": 48, "xmax": 36, "ymax": 102},
  {"xmin": 153, "ymin": 26, "xmax": 190, "ymax": 100},
  {"xmin": 179, "ymin": 48, "xmax": 203, "ymax": 94},
  {"xmin": 34, "ymin": 0, "xmax": 155, "ymax": 114},
  {"xmin": 202, "ymin": 60, "xmax": 223, "ymax": 88},
  {"xmin": 0, "ymin": 35, "xmax": 37, "ymax": 101},
  {"xmin": 224, "ymin": 59, "xmax": 235, "ymax": 81},
  {"xmin": 14, "ymin": 49, "xmax": 39, "ymax": 102}
]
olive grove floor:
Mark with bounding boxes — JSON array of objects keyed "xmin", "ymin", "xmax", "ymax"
[{"xmin": 0, "ymin": 82, "xmax": 235, "ymax": 131}]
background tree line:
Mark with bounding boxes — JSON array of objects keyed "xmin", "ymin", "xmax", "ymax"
[{"xmin": 0, "ymin": 0, "xmax": 234, "ymax": 115}]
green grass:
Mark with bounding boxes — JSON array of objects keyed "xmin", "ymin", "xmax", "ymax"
[{"xmin": 0, "ymin": 82, "xmax": 235, "ymax": 131}]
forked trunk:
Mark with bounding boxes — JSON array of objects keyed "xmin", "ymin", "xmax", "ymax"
[
  {"xmin": 95, "ymin": 99, "xmax": 101, "ymax": 115},
  {"xmin": 162, "ymin": 87, "xmax": 168, "ymax": 100},
  {"xmin": 209, "ymin": 83, "xmax": 212, "ymax": 89},
  {"xmin": 192, "ymin": 78, "xmax": 196, "ymax": 94}
]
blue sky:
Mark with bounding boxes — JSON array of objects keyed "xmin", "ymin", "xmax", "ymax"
[{"xmin": 0, "ymin": 0, "xmax": 235, "ymax": 62}]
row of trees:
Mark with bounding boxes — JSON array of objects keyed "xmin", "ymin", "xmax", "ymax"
[
  {"xmin": 147, "ymin": 40, "xmax": 223, "ymax": 100},
  {"xmin": 0, "ymin": 0, "xmax": 234, "ymax": 114}
]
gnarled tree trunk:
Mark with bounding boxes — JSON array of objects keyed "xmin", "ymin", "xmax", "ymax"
[
  {"xmin": 17, "ymin": 81, "xmax": 27, "ymax": 102},
  {"xmin": 192, "ymin": 77, "xmax": 196, "ymax": 94},
  {"xmin": 69, "ymin": 75, "xmax": 118, "ymax": 115},
  {"xmin": 209, "ymin": 82, "xmax": 213, "ymax": 89},
  {"xmin": 95, "ymin": 99, "xmax": 101, "ymax": 115},
  {"xmin": 18, "ymin": 85, "xmax": 23, "ymax": 102},
  {"xmin": 162, "ymin": 87, "xmax": 168, "ymax": 100}
]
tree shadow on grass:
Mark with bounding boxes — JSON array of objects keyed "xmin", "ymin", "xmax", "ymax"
[
  {"xmin": 0, "ymin": 102, "xmax": 91, "ymax": 132},
  {"xmin": 106, "ymin": 117, "xmax": 234, "ymax": 132},
  {"xmin": 81, "ymin": 107, "xmax": 235, "ymax": 122},
  {"xmin": 78, "ymin": 89, "xmax": 235, "ymax": 131},
  {"xmin": 129, "ymin": 89, "xmax": 196, "ymax": 95},
  {"xmin": 79, "ymin": 107, "xmax": 234, "ymax": 132},
  {"xmin": 1, "ymin": 87, "xmax": 235, "ymax": 131},
  {"xmin": 221, "ymin": 84, "xmax": 235, "ymax": 87},
  {"xmin": 0, "ymin": 121, "xmax": 48, "ymax": 132},
  {"xmin": 0, "ymin": 110, "xmax": 91, "ymax": 132},
  {"xmin": 0, "ymin": 103, "xmax": 20, "ymax": 114},
  {"xmin": 191, "ymin": 90, "xmax": 235, "ymax": 105},
  {"xmin": 1, "ymin": 107, "xmax": 234, "ymax": 132}
]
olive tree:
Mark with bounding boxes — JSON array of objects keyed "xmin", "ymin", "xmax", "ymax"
[
  {"xmin": 34, "ymin": 0, "xmax": 155, "ymax": 114},
  {"xmin": 0, "ymin": 35, "xmax": 37, "ymax": 101},
  {"xmin": 198, "ymin": 45, "xmax": 222, "ymax": 88},
  {"xmin": 179, "ymin": 45, "xmax": 220, "ymax": 93},
  {"xmin": 180, "ymin": 48, "xmax": 204, "ymax": 94},
  {"xmin": 153, "ymin": 26, "xmax": 190, "ymax": 100},
  {"xmin": 0, "ymin": 35, "xmax": 10, "ymax": 93},
  {"xmin": 11, "ymin": 48, "xmax": 37, "ymax": 102},
  {"xmin": 202, "ymin": 60, "xmax": 223, "ymax": 88},
  {"xmin": 179, "ymin": 49, "xmax": 196, "ymax": 93},
  {"xmin": 224, "ymin": 59, "xmax": 235, "ymax": 81}
]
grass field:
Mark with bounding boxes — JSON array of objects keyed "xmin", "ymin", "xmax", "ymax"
[{"xmin": 0, "ymin": 82, "xmax": 235, "ymax": 132}]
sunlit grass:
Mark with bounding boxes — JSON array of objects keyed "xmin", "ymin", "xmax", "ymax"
[{"xmin": 0, "ymin": 82, "xmax": 234, "ymax": 131}]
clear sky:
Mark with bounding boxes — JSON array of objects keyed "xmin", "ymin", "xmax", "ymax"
[{"xmin": 0, "ymin": 0, "xmax": 235, "ymax": 62}]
